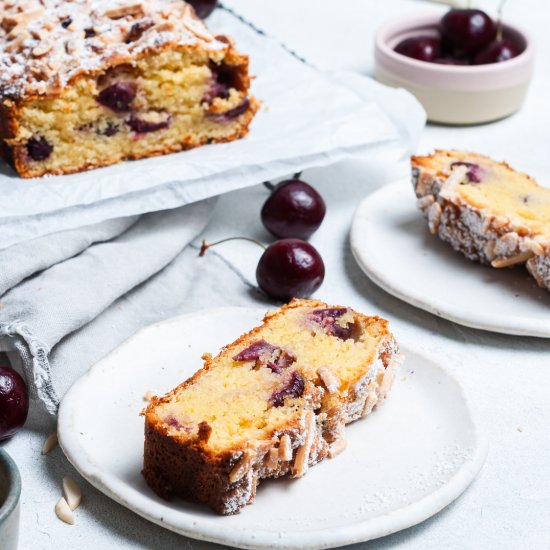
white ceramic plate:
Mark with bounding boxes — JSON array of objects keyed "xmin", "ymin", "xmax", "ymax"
[
  {"xmin": 351, "ymin": 181, "xmax": 550, "ymax": 338},
  {"xmin": 58, "ymin": 307, "xmax": 487, "ymax": 550}
]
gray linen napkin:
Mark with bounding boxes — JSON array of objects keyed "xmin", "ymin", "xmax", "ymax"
[{"xmin": 0, "ymin": 199, "xmax": 235, "ymax": 414}]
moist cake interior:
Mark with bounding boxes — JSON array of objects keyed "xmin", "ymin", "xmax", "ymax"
[{"xmin": 152, "ymin": 306, "xmax": 380, "ymax": 453}]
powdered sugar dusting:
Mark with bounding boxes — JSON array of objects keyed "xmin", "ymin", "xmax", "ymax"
[{"xmin": 0, "ymin": 0, "xmax": 227, "ymax": 99}]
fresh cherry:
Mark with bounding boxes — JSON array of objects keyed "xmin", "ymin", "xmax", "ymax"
[
  {"xmin": 474, "ymin": 39, "xmax": 520, "ymax": 64},
  {"xmin": 0, "ymin": 366, "xmax": 29, "ymax": 440},
  {"xmin": 256, "ymin": 239, "xmax": 325, "ymax": 302},
  {"xmin": 441, "ymin": 9, "xmax": 496, "ymax": 57},
  {"xmin": 187, "ymin": 0, "xmax": 217, "ymax": 18},
  {"xmin": 261, "ymin": 180, "xmax": 326, "ymax": 240},
  {"xmin": 394, "ymin": 36, "xmax": 441, "ymax": 62}
]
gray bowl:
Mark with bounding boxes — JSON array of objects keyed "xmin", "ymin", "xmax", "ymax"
[{"xmin": 0, "ymin": 448, "xmax": 21, "ymax": 550}]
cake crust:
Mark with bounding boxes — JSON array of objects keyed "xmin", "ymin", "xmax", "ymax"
[
  {"xmin": 142, "ymin": 299, "xmax": 401, "ymax": 515},
  {"xmin": 411, "ymin": 150, "xmax": 550, "ymax": 291}
]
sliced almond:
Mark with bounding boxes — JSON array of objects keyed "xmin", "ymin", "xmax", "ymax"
[
  {"xmin": 317, "ymin": 367, "xmax": 340, "ymax": 394},
  {"xmin": 265, "ymin": 447, "xmax": 279, "ymax": 470},
  {"xmin": 62, "ymin": 477, "xmax": 82, "ymax": 511},
  {"xmin": 42, "ymin": 432, "xmax": 58, "ymax": 455},
  {"xmin": 229, "ymin": 449, "xmax": 252, "ymax": 483},
  {"xmin": 292, "ymin": 412, "xmax": 316, "ymax": 478},
  {"xmin": 278, "ymin": 434, "xmax": 292, "ymax": 462},
  {"xmin": 105, "ymin": 3, "xmax": 144, "ymax": 19},
  {"xmin": 55, "ymin": 497, "xmax": 75, "ymax": 525},
  {"xmin": 492, "ymin": 251, "xmax": 534, "ymax": 269}
]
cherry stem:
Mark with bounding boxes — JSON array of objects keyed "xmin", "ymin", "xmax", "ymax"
[
  {"xmin": 199, "ymin": 237, "xmax": 267, "ymax": 257},
  {"xmin": 263, "ymin": 181, "xmax": 275, "ymax": 191},
  {"xmin": 293, "ymin": 171, "xmax": 303, "ymax": 179},
  {"xmin": 497, "ymin": 0, "xmax": 507, "ymax": 41}
]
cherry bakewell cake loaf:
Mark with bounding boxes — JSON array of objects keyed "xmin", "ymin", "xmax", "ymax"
[
  {"xmin": 142, "ymin": 298, "xmax": 401, "ymax": 515},
  {"xmin": 412, "ymin": 150, "xmax": 550, "ymax": 291},
  {"xmin": 0, "ymin": 0, "xmax": 258, "ymax": 178}
]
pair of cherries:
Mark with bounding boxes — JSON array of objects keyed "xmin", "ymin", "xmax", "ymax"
[
  {"xmin": 395, "ymin": 8, "xmax": 520, "ymax": 66},
  {"xmin": 201, "ymin": 177, "xmax": 327, "ymax": 302}
]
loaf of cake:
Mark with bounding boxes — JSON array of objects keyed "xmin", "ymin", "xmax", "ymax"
[
  {"xmin": 412, "ymin": 150, "xmax": 550, "ymax": 291},
  {"xmin": 0, "ymin": 0, "xmax": 258, "ymax": 178},
  {"xmin": 142, "ymin": 299, "xmax": 401, "ymax": 515}
]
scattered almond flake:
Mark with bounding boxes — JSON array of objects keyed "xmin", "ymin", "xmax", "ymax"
[
  {"xmin": 42, "ymin": 432, "xmax": 58, "ymax": 455},
  {"xmin": 55, "ymin": 497, "xmax": 75, "ymax": 525},
  {"xmin": 517, "ymin": 426, "xmax": 524, "ymax": 432},
  {"xmin": 63, "ymin": 477, "xmax": 82, "ymax": 511}
]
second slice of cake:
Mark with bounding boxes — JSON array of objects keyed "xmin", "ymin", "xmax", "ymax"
[{"xmin": 142, "ymin": 299, "xmax": 401, "ymax": 515}]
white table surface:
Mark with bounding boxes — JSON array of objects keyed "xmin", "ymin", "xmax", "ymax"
[{"xmin": 4, "ymin": 1, "xmax": 550, "ymax": 549}]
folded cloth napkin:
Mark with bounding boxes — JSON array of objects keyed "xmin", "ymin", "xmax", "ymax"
[{"xmin": 0, "ymin": 199, "xmax": 258, "ymax": 414}]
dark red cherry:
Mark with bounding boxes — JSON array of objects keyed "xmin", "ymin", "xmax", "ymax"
[
  {"xmin": 441, "ymin": 9, "xmax": 496, "ymax": 57},
  {"xmin": 26, "ymin": 137, "xmax": 53, "ymax": 161},
  {"xmin": 0, "ymin": 366, "xmax": 29, "ymax": 440},
  {"xmin": 127, "ymin": 115, "xmax": 170, "ymax": 133},
  {"xmin": 394, "ymin": 36, "xmax": 441, "ymax": 62},
  {"xmin": 256, "ymin": 239, "xmax": 325, "ymax": 302},
  {"xmin": 186, "ymin": 0, "xmax": 217, "ymax": 18},
  {"xmin": 474, "ymin": 40, "xmax": 520, "ymax": 64},
  {"xmin": 261, "ymin": 180, "xmax": 326, "ymax": 240},
  {"xmin": 97, "ymin": 82, "xmax": 136, "ymax": 112}
]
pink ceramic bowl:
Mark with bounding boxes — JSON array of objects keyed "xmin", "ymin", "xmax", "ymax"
[{"xmin": 375, "ymin": 13, "xmax": 535, "ymax": 125}]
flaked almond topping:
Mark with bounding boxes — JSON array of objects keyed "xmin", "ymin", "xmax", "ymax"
[
  {"xmin": 182, "ymin": 19, "xmax": 214, "ymax": 42},
  {"xmin": 317, "ymin": 367, "xmax": 339, "ymax": 394},
  {"xmin": 266, "ymin": 447, "xmax": 279, "ymax": 470},
  {"xmin": 42, "ymin": 432, "xmax": 58, "ymax": 455},
  {"xmin": 4, "ymin": 30, "xmax": 29, "ymax": 52},
  {"xmin": 278, "ymin": 434, "xmax": 292, "ymax": 461},
  {"xmin": 63, "ymin": 477, "xmax": 82, "ymax": 511},
  {"xmin": 55, "ymin": 497, "xmax": 75, "ymax": 525},
  {"xmin": 292, "ymin": 412, "xmax": 315, "ymax": 478},
  {"xmin": 229, "ymin": 449, "xmax": 252, "ymax": 483},
  {"xmin": 492, "ymin": 251, "xmax": 534, "ymax": 269},
  {"xmin": 32, "ymin": 42, "xmax": 52, "ymax": 58},
  {"xmin": 105, "ymin": 3, "xmax": 145, "ymax": 20}
]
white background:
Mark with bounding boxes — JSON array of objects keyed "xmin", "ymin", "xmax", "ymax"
[{"xmin": 3, "ymin": 1, "xmax": 550, "ymax": 549}]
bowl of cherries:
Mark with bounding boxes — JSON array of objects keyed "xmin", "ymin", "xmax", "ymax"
[{"xmin": 374, "ymin": 7, "xmax": 534, "ymax": 124}]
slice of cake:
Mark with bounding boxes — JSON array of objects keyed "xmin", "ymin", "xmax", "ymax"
[
  {"xmin": 0, "ymin": 0, "xmax": 258, "ymax": 178},
  {"xmin": 412, "ymin": 150, "xmax": 550, "ymax": 291},
  {"xmin": 142, "ymin": 299, "xmax": 401, "ymax": 515}
]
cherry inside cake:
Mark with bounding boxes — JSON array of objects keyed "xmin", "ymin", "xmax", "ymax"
[
  {"xmin": 0, "ymin": 0, "xmax": 258, "ymax": 177},
  {"xmin": 142, "ymin": 299, "xmax": 401, "ymax": 515}
]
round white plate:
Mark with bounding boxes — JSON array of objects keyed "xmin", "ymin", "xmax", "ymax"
[
  {"xmin": 351, "ymin": 181, "xmax": 550, "ymax": 338},
  {"xmin": 58, "ymin": 307, "xmax": 487, "ymax": 550}
]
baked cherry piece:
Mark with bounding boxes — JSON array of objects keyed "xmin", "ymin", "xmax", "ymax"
[
  {"xmin": 261, "ymin": 180, "xmax": 326, "ymax": 240},
  {"xmin": 26, "ymin": 137, "xmax": 53, "ymax": 161},
  {"xmin": 394, "ymin": 36, "xmax": 441, "ymax": 62},
  {"xmin": 474, "ymin": 40, "xmax": 520, "ymax": 64},
  {"xmin": 256, "ymin": 239, "xmax": 325, "ymax": 302},
  {"xmin": 441, "ymin": 9, "xmax": 496, "ymax": 57},
  {"xmin": 97, "ymin": 82, "xmax": 136, "ymax": 112},
  {"xmin": 186, "ymin": 0, "xmax": 217, "ymax": 18},
  {"xmin": 0, "ymin": 366, "xmax": 29, "ymax": 440}
]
